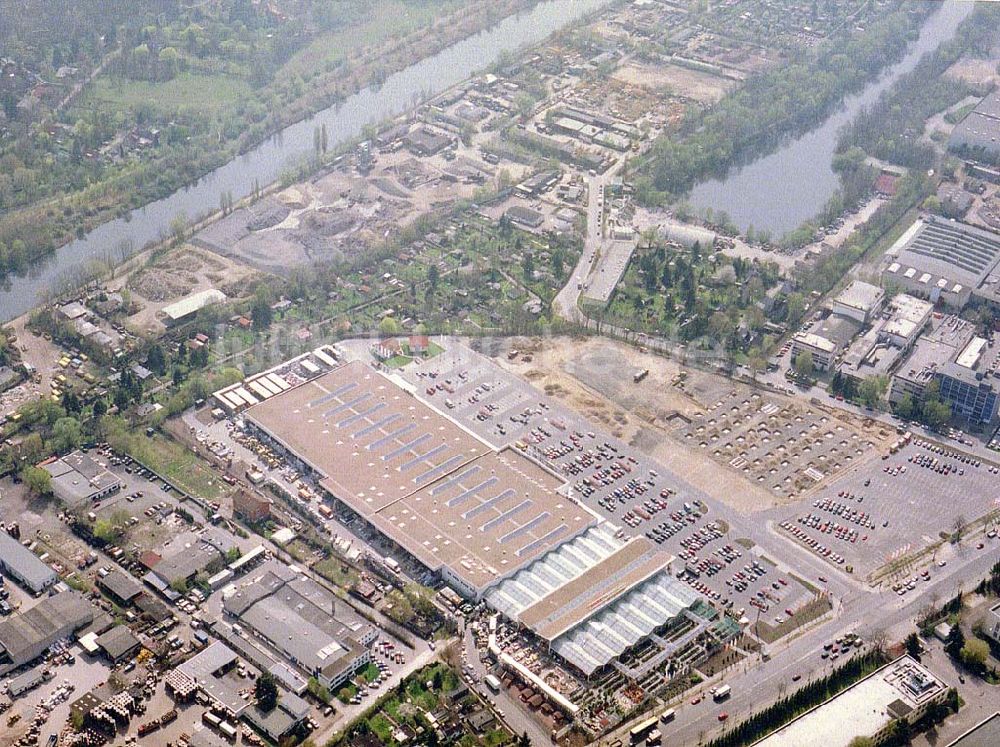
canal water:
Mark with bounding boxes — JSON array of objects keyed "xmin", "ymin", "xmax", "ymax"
[
  {"xmin": 687, "ymin": 0, "xmax": 974, "ymax": 238},
  {"xmin": 0, "ymin": 0, "xmax": 612, "ymax": 321}
]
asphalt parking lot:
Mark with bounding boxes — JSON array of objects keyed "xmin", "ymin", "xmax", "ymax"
[
  {"xmin": 401, "ymin": 344, "xmax": 814, "ymax": 625},
  {"xmin": 769, "ymin": 438, "xmax": 1000, "ymax": 577}
]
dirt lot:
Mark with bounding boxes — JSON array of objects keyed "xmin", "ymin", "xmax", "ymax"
[
  {"xmin": 195, "ymin": 143, "xmax": 523, "ymax": 275},
  {"xmin": 945, "ymin": 54, "xmax": 1000, "ymax": 88},
  {"xmin": 613, "ymin": 61, "xmax": 734, "ymax": 104},
  {"xmin": 123, "ymin": 246, "xmax": 258, "ymax": 334},
  {"xmin": 493, "ymin": 336, "xmax": 893, "ymax": 513},
  {"xmin": 495, "ymin": 336, "xmax": 780, "ymax": 511}
]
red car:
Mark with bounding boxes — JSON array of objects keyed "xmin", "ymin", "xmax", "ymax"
[
  {"xmin": 718, "ymin": 713, "xmax": 729, "ymax": 722},
  {"xmin": 691, "ymin": 695, "xmax": 703, "ymax": 705}
]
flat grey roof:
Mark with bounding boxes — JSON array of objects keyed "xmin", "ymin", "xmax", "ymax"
[
  {"xmin": 752, "ymin": 656, "xmax": 946, "ymax": 747},
  {"xmin": 0, "ymin": 531, "xmax": 56, "ymax": 592},
  {"xmin": 41, "ymin": 451, "xmax": 121, "ymax": 506},
  {"xmin": 835, "ymin": 280, "xmax": 884, "ymax": 313},
  {"xmin": 894, "ymin": 315, "xmax": 976, "ymax": 386}
]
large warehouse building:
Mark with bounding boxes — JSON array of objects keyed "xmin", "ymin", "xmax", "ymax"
[
  {"xmin": 0, "ymin": 591, "xmax": 95, "ymax": 674},
  {"xmin": 0, "ymin": 530, "xmax": 57, "ymax": 595},
  {"xmin": 949, "ymin": 91, "xmax": 1000, "ymax": 163},
  {"xmin": 245, "ymin": 360, "xmax": 597, "ymax": 599},
  {"xmin": 223, "ymin": 561, "xmax": 374, "ymax": 691},
  {"xmin": 882, "ymin": 217, "xmax": 1000, "ymax": 308}
]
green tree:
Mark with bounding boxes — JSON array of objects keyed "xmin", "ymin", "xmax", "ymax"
[
  {"xmin": 894, "ymin": 392, "xmax": 914, "ymax": 420},
  {"xmin": 21, "ymin": 465, "xmax": 53, "ymax": 498},
  {"xmin": 960, "ymin": 638, "xmax": 989, "ymax": 670},
  {"xmin": 51, "ymin": 416, "xmax": 83, "ymax": 453},
  {"xmin": 858, "ymin": 376, "xmax": 887, "ymax": 409},
  {"xmin": 308, "ymin": 677, "xmax": 331, "ymax": 704},
  {"xmin": 903, "ymin": 632, "xmax": 921, "ymax": 661},
  {"xmin": 379, "ymin": 316, "xmax": 400, "ymax": 336},
  {"xmin": 847, "ymin": 738, "xmax": 875, "ymax": 747},
  {"xmin": 794, "ymin": 350, "xmax": 814, "ymax": 379},
  {"xmin": 255, "ymin": 672, "xmax": 279, "ymax": 712}
]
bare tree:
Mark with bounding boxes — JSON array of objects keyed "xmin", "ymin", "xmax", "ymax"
[
  {"xmin": 953, "ymin": 514, "xmax": 967, "ymax": 543},
  {"xmin": 114, "ymin": 237, "xmax": 135, "ymax": 263},
  {"xmin": 870, "ymin": 628, "xmax": 888, "ymax": 655}
]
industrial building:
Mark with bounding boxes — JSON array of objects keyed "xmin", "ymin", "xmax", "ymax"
[
  {"xmin": 949, "ymin": 91, "xmax": 1000, "ymax": 163},
  {"xmin": 752, "ymin": 656, "xmax": 948, "ymax": 747},
  {"xmin": 0, "ymin": 531, "xmax": 57, "ymax": 595},
  {"xmin": 212, "ymin": 345, "xmax": 341, "ymax": 414},
  {"xmin": 889, "ymin": 315, "xmax": 976, "ymax": 405},
  {"xmin": 839, "ymin": 294, "xmax": 933, "ymax": 385},
  {"xmin": 790, "ymin": 315, "xmax": 862, "ymax": 372},
  {"xmin": 141, "ymin": 526, "xmax": 237, "ymax": 600},
  {"xmin": 222, "ymin": 561, "xmax": 374, "ymax": 691},
  {"xmin": 243, "ymin": 691, "xmax": 311, "ymax": 744},
  {"xmin": 0, "ymin": 591, "xmax": 94, "ymax": 674},
  {"xmin": 831, "ymin": 280, "xmax": 885, "ymax": 324},
  {"xmin": 97, "ymin": 568, "xmax": 144, "ymax": 607},
  {"xmin": 936, "ymin": 335, "xmax": 1000, "ymax": 425},
  {"xmin": 244, "ymin": 360, "xmax": 597, "ymax": 600},
  {"xmin": 94, "ymin": 625, "xmax": 142, "ymax": 664},
  {"xmin": 882, "ymin": 217, "xmax": 1000, "ymax": 308},
  {"xmin": 160, "ymin": 288, "xmax": 227, "ymax": 326},
  {"xmin": 167, "ymin": 640, "xmax": 248, "ymax": 718},
  {"xmin": 41, "ymin": 452, "xmax": 122, "ymax": 507},
  {"xmin": 40, "ymin": 450, "xmax": 122, "ymax": 508}
]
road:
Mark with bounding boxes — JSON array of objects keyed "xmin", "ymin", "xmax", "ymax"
[
  {"xmin": 552, "ymin": 158, "xmax": 625, "ymax": 323},
  {"xmin": 460, "ymin": 625, "xmax": 552, "ymax": 745}
]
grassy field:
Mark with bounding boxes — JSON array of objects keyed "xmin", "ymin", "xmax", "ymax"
[
  {"xmin": 79, "ymin": 73, "xmax": 253, "ymax": 115},
  {"xmin": 282, "ymin": 0, "xmax": 464, "ymax": 77},
  {"xmin": 314, "ymin": 557, "xmax": 360, "ymax": 589},
  {"xmin": 106, "ymin": 420, "xmax": 223, "ymax": 502}
]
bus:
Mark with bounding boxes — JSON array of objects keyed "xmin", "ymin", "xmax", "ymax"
[
  {"xmin": 485, "ymin": 674, "xmax": 501, "ymax": 693},
  {"xmin": 629, "ymin": 717, "xmax": 658, "ymax": 744}
]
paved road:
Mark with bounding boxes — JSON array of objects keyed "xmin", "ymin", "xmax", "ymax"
[
  {"xmin": 599, "ymin": 546, "xmax": 1000, "ymax": 747},
  {"xmin": 552, "ymin": 158, "xmax": 625, "ymax": 323},
  {"xmin": 461, "ymin": 625, "xmax": 553, "ymax": 745}
]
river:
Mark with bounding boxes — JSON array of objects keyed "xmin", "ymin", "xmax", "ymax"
[
  {"xmin": 0, "ymin": 0, "xmax": 612, "ymax": 322},
  {"xmin": 687, "ymin": 0, "xmax": 974, "ymax": 238}
]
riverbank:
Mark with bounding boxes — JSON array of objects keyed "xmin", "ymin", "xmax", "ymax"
[
  {"xmin": 0, "ymin": 0, "xmax": 614, "ymax": 322},
  {"xmin": 645, "ymin": 1, "xmax": 972, "ymax": 238},
  {"xmin": 0, "ymin": 0, "xmax": 541, "ymax": 285}
]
